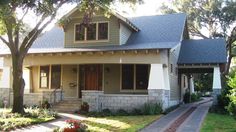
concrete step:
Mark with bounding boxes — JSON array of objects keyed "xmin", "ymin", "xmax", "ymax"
[{"xmin": 52, "ymin": 99, "xmax": 82, "ymax": 113}]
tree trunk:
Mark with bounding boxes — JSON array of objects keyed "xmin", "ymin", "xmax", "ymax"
[
  {"xmin": 224, "ymin": 55, "xmax": 232, "ymax": 75},
  {"xmin": 11, "ymin": 54, "xmax": 25, "ymax": 114}
]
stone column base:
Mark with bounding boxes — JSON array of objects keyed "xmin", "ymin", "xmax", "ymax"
[
  {"xmin": 148, "ymin": 89, "xmax": 170, "ymax": 109},
  {"xmin": 212, "ymin": 89, "xmax": 221, "ymax": 105}
]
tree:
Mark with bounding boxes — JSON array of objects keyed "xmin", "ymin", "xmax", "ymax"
[
  {"xmin": 0, "ymin": 0, "xmax": 141, "ymax": 114},
  {"xmin": 160, "ymin": 0, "xmax": 236, "ymax": 75}
]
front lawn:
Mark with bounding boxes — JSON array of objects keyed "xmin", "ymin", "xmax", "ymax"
[
  {"xmin": 83, "ymin": 115, "xmax": 161, "ymax": 132},
  {"xmin": 0, "ymin": 108, "xmax": 57, "ymax": 131},
  {"xmin": 201, "ymin": 113, "xmax": 236, "ymax": 132}
]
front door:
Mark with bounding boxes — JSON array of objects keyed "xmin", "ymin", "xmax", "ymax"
[{"xmin": 79, "ymin": 65, "xmax": 103, "ymax": 97}]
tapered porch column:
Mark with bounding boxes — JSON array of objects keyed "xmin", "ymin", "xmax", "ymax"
[
  {"xmin": 212, "ymin": 66, "xmax": 222, "ymax": 104},
  {"xmin": 148, "ymin": 64, "xmax": 170, "ymax": 109},
  {"xmin": 190, "ymin": 76, "xmax": 195, "ymax": 94}
]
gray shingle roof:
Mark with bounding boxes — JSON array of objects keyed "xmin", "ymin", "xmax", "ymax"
[
  {"xmin": 178, "ymin": 39, "xmax": 227, "ymax": 64},
  {"xmin": 30, "ymin": 13, "xmax": 187, "ymax": 52},
  {"xmin": 127, "ymin": 13, "xmax": 186, "ymax": 44}
]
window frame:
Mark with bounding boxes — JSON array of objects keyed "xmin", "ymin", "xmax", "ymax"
[
  {"xmin": 74, "ymin": 21, "xmax": 109, "ymax": 43},
  {"xmin": 39, "ymin": 65, "xmax": 62, "ymax": 89},
  {"xmin": 120, "ymin": 64, "xmax": 150, "ymax": 92}
]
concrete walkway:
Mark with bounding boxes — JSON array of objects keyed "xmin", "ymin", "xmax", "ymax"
[
  {"xmin": 141, "ymin": 98, "xmax": 212, "ymax": 132},
  {"xmin": 12, "ymin": 113, "xmax": 86, "ymax": 132}
]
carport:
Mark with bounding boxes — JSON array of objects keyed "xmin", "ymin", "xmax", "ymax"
[{"xmin": 177, "ymin": 39, "xmax": 227, "ymax": 104}]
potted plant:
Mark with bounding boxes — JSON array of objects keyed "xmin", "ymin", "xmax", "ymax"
[{"xmin": 80, "ymin": 102, "xmax": 89, "ymax": 113}]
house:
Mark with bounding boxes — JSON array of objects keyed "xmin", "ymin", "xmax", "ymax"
[{"xmin": 0, "ymin": 5, "xmax": 227, "ymax": 112}]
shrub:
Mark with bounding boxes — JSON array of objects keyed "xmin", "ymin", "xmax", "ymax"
[
  {"xmin": 80, "ymin": 102, "xmax": 89, "ymax": 113},
  {"xmin": 142, "ymin": 101, "xmax": 163, "ymax": 115},
  {"xmin": 116, "ymin": 109, "xmax": 129, "ymax": 116},
  {"xmin": 131, "ymin": 108, "xmax": 143, "ymax": 115},
  {"xmin": 41, "ymin": 100, "xmax": 50, "ymax": 109},
  {"xmin": 0, "ymin": 99, "xmax": 3, "ymax": 108},
  {"xmin": 226, "ymin": 74, "xmax": 236, "ymax": 117},
  {"xmin": 183, "ymin": 92, "xmax": 191, "ymax": 103},
  {"xmin": 101, "ymin": 109, "xmax": 113, "ymax": 116}
]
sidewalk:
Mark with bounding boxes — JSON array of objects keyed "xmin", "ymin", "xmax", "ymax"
[
  {"xmin": 12, "ymin": 113, "xmax": 86, "ymax": 132},
  {"xmin": 141, "ymin": 98, "xmax": 212, "ymax": 132}
]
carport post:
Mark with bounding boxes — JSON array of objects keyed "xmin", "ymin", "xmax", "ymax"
[{"xmin": 212, "ymin": 66, "xmax": 222, "ymax": 105}]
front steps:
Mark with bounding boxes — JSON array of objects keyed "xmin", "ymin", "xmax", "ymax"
[{"xmin": 52, "ymin": 99, "xmax": 82, "ymax": 113}]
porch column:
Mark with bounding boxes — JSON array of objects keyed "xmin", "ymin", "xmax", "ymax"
[
  {"xmin": 212, "ymin": 66, "xmax": 222, "ymax": 105},
  {"xmin": 148, "ymin": 64, "xmax": 170, "ymax": 109},
  {"xmin": 190, "ymin": 75, "xmax": 195, "ymax": 94},
  {"xmin": 23, "ymin": 68, "xmax": 30, "ymax": 93}
]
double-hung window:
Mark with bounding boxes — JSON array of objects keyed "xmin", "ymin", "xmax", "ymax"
[
  {"xmin": 121, "ymin": 64, "xmax": 150, "ymax": 91},
  {"xmin": 75, "ymin": 22, "xmax": 108, "ymax": 42},
  {"xmin": 40, "ymin": 65, "xmax": 61, "ymax": 89}
]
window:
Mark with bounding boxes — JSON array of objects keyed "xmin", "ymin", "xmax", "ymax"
[
  {"xmin": 51, "ymin": 65, "xmax": 61, "ymax": 89},
  {"xmin": 98, "ymin": 22, "xmax": 108, "ymax": 40},
  {"xmin": 122, "ymin": 65, "xmax": 134, "ymax": 90},
  {"xmin": 87, "ymin": 23, "xmax": 96, "ymax": 40},
  {"xmin": 136, "ymin": 65, "xmax": 149, "ymax": 90},
  {"xmin": 40, "ymin": 66, "xmax": 49, "ymax": 88},
  {"xmin": 170, "ymin": 64, "xmax": 173, "ymax": 73},
  {"xmin": 121, "ymin": 64, "xmax": 150, "ymax": 91},
  {"xmin": 75, "ymin": 24, "xmax": 85, "ymax": 41},
  {"xmin": 75, "ymin": 22, "xmax": 108, "ymax": 41},
  {"xmin": 40, "ymin": 65, "xmax": 61, "ymax": 89}
]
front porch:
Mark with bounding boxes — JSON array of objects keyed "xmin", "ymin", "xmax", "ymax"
[{"xmin": 15, "ymin": 63, "xmax": 170, "ymax": 111}]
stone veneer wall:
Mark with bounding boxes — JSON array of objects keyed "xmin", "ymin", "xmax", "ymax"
[
  {"xmin": 212, "ymin": 89, "xmax": 221, "ymax": 105},
  {"xmin": 82, "ymin": 90, "xmax": 170, "ymax": 112},
  {"xmin": 9, "ymin": 90, "xmax": 63, "ymax": 106},
  {"xmin": 10, "ymin": 93, "xmax": 43, "ymax": 106}
]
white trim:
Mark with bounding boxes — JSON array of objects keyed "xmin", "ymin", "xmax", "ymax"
[{"xmin": 74, "ymin": 21, "xmax": 110, "ymax": 43}]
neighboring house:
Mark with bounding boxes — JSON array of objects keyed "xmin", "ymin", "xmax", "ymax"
[{"xmin": 0, "ymin": 5, "xmax": 227, "ymax": 111}]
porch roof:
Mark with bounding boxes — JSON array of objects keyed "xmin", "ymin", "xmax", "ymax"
[{"xmin": 177, "ymin": 39, "xmax": 227, "ymax": 65}]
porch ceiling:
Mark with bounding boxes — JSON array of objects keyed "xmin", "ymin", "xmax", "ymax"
[{"xmin": 178, "ymin": 68, "xmax": 213, "ymax": 74}]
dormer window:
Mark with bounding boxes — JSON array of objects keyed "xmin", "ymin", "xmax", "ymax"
[{"xmin": 75, "ymin": 22, "xmax": 109, "ymax": 42}]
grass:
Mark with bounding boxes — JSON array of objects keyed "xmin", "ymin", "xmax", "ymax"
[
  {"xmin": 201, "ymin": 113, "xmax": 236, "ymax": 132},
  {"xmin": 82, "ymin": 115, "xmax": 162, "ymax": 132},
  {"xmin": 0, "ymin": 108, "xmax": 56, "ymax": 131}
]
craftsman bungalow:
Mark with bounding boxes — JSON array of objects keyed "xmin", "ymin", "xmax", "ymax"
[{"xmin": 0, "ymin": 6, "xmax": 227, "ymax": 112}]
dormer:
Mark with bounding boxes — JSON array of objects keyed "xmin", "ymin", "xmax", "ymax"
[{"xmin": 61, "ymin": 5, "xmax": 139, "ymax": 48}]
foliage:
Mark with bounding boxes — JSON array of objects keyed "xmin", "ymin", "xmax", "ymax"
[
  {"xmin": 183, "ymin": 92, "xmax": 201, "ymax": 103},
  {"xmin": 80, "ymin": 102, "xmax": 89, "ymax": 113},
  {"xmin": 54, "ymin": 119, "xmax": 87, "ymax": 132},
  {"xmin": 226, "ymin": 73, "xmax": 236, "ymax": 117},
  {"xmin": 194, "ymin": 73, "xmax": 213, "ymax": 92},
  {"xmin": 83, "ymin": 115, "xmax": 161, "ymax": 132},
  {"xmin": 0, "ymin": 108, "xmax": 56, "ymax": 131},
  {"xmin": 131, "ymin": 108, "xmax": 143, "ymax": 115},
  {"xmin": 0, "ymin": 99, "xmax": 3, "ymax": 108},
  {"xmin": 116, "ymin": 109, "xmax": 129, "ymax": 116},
  {"xmin": 41, "ymin": 100, "xmax": 51, "ymax": 109},
  {"xmin": 201, "ymin": 113, "xmax": 236, "ymax": 132},
  {"xmin": 160, "ymin": 0, "xmax": 236, "ymax": 74},
  {"xmin": 142, "ymin": 101, "xmax": 163, "ymax": 115}
]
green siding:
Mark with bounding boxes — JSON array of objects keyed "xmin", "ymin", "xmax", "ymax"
[{"xmin": 64, "ymin": 9, "xmax": 120, "ymax": 47}]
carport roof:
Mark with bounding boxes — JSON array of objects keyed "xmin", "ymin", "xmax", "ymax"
[{"xmin": 177, "ymin": 39, "xmax": 227, "ymax": 65}]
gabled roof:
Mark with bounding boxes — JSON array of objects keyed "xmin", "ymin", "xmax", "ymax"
[
  {"xmin": 0, "ymin": 13, "xmax": 187, "ymax": 55},
  {"xmin": 61, "ymin": 3, "xmax": 139, "ymax": 32},
  {"xmin": 178, "ymin": 39, "xmax": 227, "ymax": 64}
]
